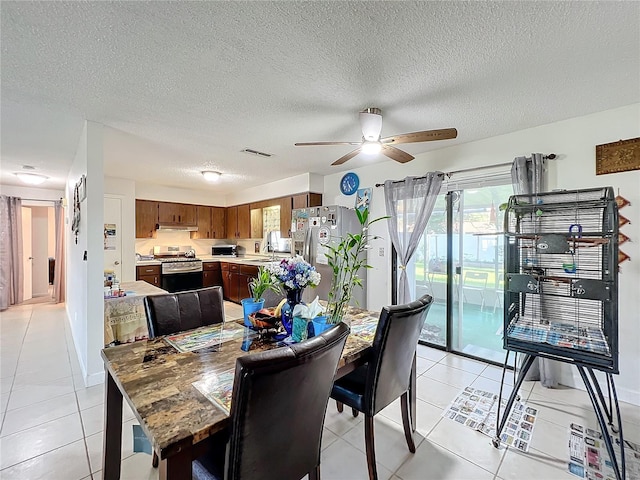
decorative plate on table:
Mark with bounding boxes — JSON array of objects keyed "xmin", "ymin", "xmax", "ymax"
[{"xmin": 340, "ymin": 172, "xmax": 360, "ymax": 196}]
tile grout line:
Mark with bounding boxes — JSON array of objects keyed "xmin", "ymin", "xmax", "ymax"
[{"xmin": 0, "ymin": 307, "xmax": 33, "ymax": 436}]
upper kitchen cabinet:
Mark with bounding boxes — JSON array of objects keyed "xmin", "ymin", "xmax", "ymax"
[
  {"xmin": 191, "ymin": 206, "xmax": 227, "ymax": 239},
  {"xmin": 279, "ymin": 197, "xmax": 292, "ymax": 237},
  {"xmin": 292, "ymin": 193, "xmax": 323, "ymax": 209},
  {"xmin": 191, "ymin": 206, "xmax": 212, "ymax": 239},
  {"xmin": 211, "ymin": 207, "xmax": 226, "ymax": 239},
  {"xmin": 135, "ymin": 200, "xmax": 158, "ymax": 238},
  {"xmin": 226, "ymin": 204, "xmax": 251, "ymax": 239},
  {"xmin": 158, "ymin": 202, "xmax": 197, "ymax": 226}
]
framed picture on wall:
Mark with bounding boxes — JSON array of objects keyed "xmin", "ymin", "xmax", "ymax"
[
  {"xmin": 355, "ymin": 187, "xmax": 372, "ymax": 213},
  {"xmin": 595, "ymin": 137, "xmax": 640, "ymax": 175},
  {"xmin": 78, "ymin": 174, "xmax": 87, "ymax": 201}
]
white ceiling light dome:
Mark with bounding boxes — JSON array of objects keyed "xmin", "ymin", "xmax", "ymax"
[
  {"xmin": 15, "ymin": 172, "xmax": 48, "ymax": 185},
  {"xmin": 202, "ymin": 171, "xmax": 222, "ymax": 182}
]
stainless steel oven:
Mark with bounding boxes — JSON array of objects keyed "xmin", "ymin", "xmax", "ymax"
[{"xmin": 160, "ymin": 259, "xmax": 203, "ymax": 293}]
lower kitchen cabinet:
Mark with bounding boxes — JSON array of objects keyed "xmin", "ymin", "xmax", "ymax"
[
  {"xmin": 219, "ymin": 263, "xmax": 259, "ymax": 303},
  {"xmin": 136, "ymin": 265, "xmax": 161, "ymax": 287},
  {"xmin": 202, "ymin": 262, "xmax": 223, "ymax": 287}
]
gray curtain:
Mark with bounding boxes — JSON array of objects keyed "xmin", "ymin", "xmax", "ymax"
[
  {"xmin": 510, "ymin": 154, "xmax": 557, "ymax": 388},
  {"xmin": 53, "ymin": 200, "xmax": 65, "ymax": 304},
  {"xmin": 384, "ymin": 172, "xmax": 443, "ymax": 304},
  {"xmin": 0, "ymin": 196, "xmax": 24, "ymax": 310}
]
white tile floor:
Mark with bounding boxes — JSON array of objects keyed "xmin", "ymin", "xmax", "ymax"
[{"xmin": 1, "ymin": 302, "xmax": 638, "ymax": 480}]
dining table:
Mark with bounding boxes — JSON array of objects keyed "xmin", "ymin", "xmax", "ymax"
[{"xmin": 101, "ymin": 307, "xmax": 417, "ymax": 480}]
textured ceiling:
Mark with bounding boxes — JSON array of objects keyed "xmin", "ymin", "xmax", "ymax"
[{"xmin": 1, "ymin": 1, "xmax": 639, "ymax": 193}]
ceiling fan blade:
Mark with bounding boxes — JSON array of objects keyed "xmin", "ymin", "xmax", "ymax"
[
  {"xmin": 331, "ymin": 147, "xmax": 362, "ymax": 166},
  {"xmin": 381, "ymin": 145, "xmax": 414, "ymax": 163},
  {"xmin": 295, "ymin": 141, "xmax": 361, "ymax": 146},
  {"xmin": 381, "ymin": 128, "xmax": 457, "ymax": 145}
]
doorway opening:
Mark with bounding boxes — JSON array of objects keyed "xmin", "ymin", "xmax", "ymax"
[{"xmin": 20, "ymin": 204, "xmax": 56, "ymax": 305}]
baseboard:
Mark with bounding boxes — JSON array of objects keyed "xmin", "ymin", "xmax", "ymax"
[
  {"xmin": 86, "ymin": 370, "xmax": 105, "ymax": 388},
  {"xmin": 557, "ymin": 365, "xmax": 639, "ymax": 406}
]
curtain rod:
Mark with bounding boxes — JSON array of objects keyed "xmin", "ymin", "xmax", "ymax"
[
  {"xmin": 374, "ymin": 153, "xmax": 557, "ymax": 187},
  {"xmin": 17, "ymin": 198, "xmax": 61, "ymax": 203}
]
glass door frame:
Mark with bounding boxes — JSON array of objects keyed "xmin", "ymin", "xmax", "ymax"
[{"xmin": 390, "ymin": 190, "xmax": 510, "ymax": 368}]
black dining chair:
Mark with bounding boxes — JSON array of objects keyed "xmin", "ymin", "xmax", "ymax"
[
  {"xmin": 192, "ymin": 322, "xmax": 350, "ymax": 480},
  {"xmin": 330, "ymin": 294, "xmax": 434, "ymax": 480},
  {"xmin": 143, "ymin": 286, "xmax": 226, "ymax": 468},
  {"xmin": 143, "ymin": 286, "xmax": 225, "ymax": 338}
]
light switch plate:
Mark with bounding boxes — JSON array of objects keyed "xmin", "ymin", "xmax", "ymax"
[{"xmin": 378, "ymin": 247, "xmax": 384, "ymax": 257}]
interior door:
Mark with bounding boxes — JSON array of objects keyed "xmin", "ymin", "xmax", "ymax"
[
  {"xmin": 21, "ymin": 206, "xmax": 32, "ymax": 301},
  {"xmin": 104, "ymin": 196, "xmax": 123, "ymax": 282}
]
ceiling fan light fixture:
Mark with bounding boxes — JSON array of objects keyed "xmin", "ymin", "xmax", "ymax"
[
  {"xmin": 361, "ymin": 141, "xmax": 382, "ymax": 155},
  {"xmin": 202, "ymin": 171, "xmax": 222, "ymax": 182},
  {"xmin": 15, "ymin": 172, "xmax": 48, "ymax": 185},
  {"xmin": 359, "ymin": 110, "xmax": 383, "ymax": 141}
]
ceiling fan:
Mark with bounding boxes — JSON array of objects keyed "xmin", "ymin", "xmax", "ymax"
[{"xmin": 295, "ymin": 107, "xmax": 457, "ymax": 165}]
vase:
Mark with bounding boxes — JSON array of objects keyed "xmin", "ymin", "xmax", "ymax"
[
  {"xmin": 281, "ymin": 288, "xmax": 304, "ymax": 336},
  {"xmin": 308, "ymin": 315, "xmax": 333, "ymax": 338},
  {"xmin": 241, "ymin": 298, "xmax": 265, "ymax": 328}
]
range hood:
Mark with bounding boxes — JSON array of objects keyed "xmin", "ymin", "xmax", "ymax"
[{"xmin": 156, "ymin": 223, "xmax": 198, "ymax": 232}]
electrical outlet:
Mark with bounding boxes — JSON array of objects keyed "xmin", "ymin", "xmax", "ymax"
[{"xmin": 378, "ymin": 247, "xmax": 384, "ymax": 257}]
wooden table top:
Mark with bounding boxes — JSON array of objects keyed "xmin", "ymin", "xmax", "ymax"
[{"xmin": 101, "ymin": 308, "xmax": 379, "ymax": 459}]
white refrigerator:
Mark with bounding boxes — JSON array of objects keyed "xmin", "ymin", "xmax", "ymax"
[{"xmin": 291, "ymin": 205, "xmax": 367, "ymax": 308}]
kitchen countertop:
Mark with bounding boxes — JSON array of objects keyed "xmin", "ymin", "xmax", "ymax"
[{"xmin": 136, "ymin": 254, "xmax": 291, "ymax": 268}]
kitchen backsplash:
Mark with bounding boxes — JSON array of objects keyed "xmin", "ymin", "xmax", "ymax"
[{"xmin": 135, "ymin": 231, "xmax": 264, "ymax": 257}]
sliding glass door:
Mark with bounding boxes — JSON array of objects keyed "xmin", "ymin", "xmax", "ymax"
[{"xmin": 411, "ymin": 183, "xmax": 512, "ymax": 363}]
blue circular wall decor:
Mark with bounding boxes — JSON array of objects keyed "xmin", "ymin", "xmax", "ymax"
[{"xmin": 340, "ymin": 172, "xmax": 360, "ymax": 196}]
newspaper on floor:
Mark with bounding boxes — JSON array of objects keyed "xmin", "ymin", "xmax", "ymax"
[
  {"xmin": 567, "ymin": 422, "xmax": 640, "ymax": 480},
  {"xmin": 441, "ymin": 386, "xmax": 538, "ymax": 453}
]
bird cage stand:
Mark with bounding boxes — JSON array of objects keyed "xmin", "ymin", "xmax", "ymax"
[{"xmin": 493, "ymin": 187, "xmax": 625, "ymax": 480}]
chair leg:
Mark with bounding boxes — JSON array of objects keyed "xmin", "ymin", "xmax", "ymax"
[
  {"xmin": 309, "ymin": 465, "xmax": 320, "ymax": 480},
  {"xmin": 352, "ymin": 408, "xmax": 359, "ymax": 418},
  {"xmin": 152, "ymin": 451, "xmax": 159, "ymax": 468},
  {"xmin": 400, "ymin": 392, "xmax": 416, "ymax": 453},
  {"xmin": 364, "ymin": 415, "xmax": 378, "ymax": 480},
  {"xmin": 336, "ymin": 401, "xmax": 344, "ymax": 413}
]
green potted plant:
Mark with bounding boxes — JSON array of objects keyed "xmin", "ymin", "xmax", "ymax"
[
  {"xmin": 323, "ymin": 208, "xmax": 387, "ymax": 326},
  {"xmin": 241, "ymin": 266, "xmax": 282, "ymax": 327}
]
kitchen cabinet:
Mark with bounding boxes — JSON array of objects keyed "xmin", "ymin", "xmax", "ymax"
[
  {"xmin": 158, "ymin": 202, "xmax": 197, "ymax": 226},
  {"xmin": 191, "ymin": 206, "xmax": 226, "ymax": 240},
  {"xmin": 292, "ymin": 192, "xmax": 323, "ymax": 209},
  {"xmin": 211, "ymin": 207, "xmax": 226, "ymax": 239},
  {"xmin": 202, "ymin": 262, "xmax": 223, "ymax": 287},
  {"xmin": 279, "ymin": 197, "xmax": 293, "ymax": 238},
  {"xmin": 192, "ymin": 206, "xmax": 212, "ymax": 239},
  {"xmin": 135, "ymin": 200, "xmax": 158, "ymax": 239},
  {"xmin": 226, "ymin": 204, "xmax": 251, "ymax": 239},
  {"xmin": 219, "ymin": 262, "xmax": 256, "ymax": 303},
  {"xmin": 136, "ymin": 265, "xmax": 161, "ymax": 287}
]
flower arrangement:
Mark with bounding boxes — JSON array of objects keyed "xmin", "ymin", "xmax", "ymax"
[{"xmin": 269, "ymin": 256, "xmax": 321, "ymax": 290}]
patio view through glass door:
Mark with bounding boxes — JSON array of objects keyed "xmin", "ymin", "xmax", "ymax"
[{"xmin": 411, "ymin": 183, "xmax": 513, "ymax": 364}]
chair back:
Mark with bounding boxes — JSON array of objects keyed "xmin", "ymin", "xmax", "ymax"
[
  {"xmin": 226, "ymin": 323, "xmax": 350, "ymax": 480},
  {"xmin": 365, "ymin": 294, "xmax": 433, "ymax": 415},
  {"xmin": 463, "ymin": 271, "xmax": 488, "ymax": 289},
  {"xmin": 143, "ymin": 286, "xmax": 225, "ymax": 338}
]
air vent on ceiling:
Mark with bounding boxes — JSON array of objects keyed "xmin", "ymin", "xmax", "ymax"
[{"xmin": 241, "ymin": 148, "xmax": 273, "ymax": 158}]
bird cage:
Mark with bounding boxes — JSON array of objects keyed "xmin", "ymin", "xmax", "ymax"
[{"xmin": 503, "ymin": 187, "xmax": 618, "ymax": 373}]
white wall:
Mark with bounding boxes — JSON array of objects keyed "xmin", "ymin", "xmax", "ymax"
[
  {"xmin": 225, "ymin": 173, "xmax": 323, "ymax": 206},
  {"xmin": 323, "ymin": 103, "xmax": 640, "ymax": 405},
  {"xmin": 0, "ymin": 184, "xmax": 64, "ymax": 201},
  {"xmin": 136, "ymin": 182, "xmax": 226, "ymax": 206},
  {"xmin": 66, "ymin": 121, "xmax": 105, "ymax": 387}
]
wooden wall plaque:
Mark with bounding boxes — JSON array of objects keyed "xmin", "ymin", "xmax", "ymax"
[{"xmin": 596, "ymin": 137, "xmax": 640, "ymax": 175}]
